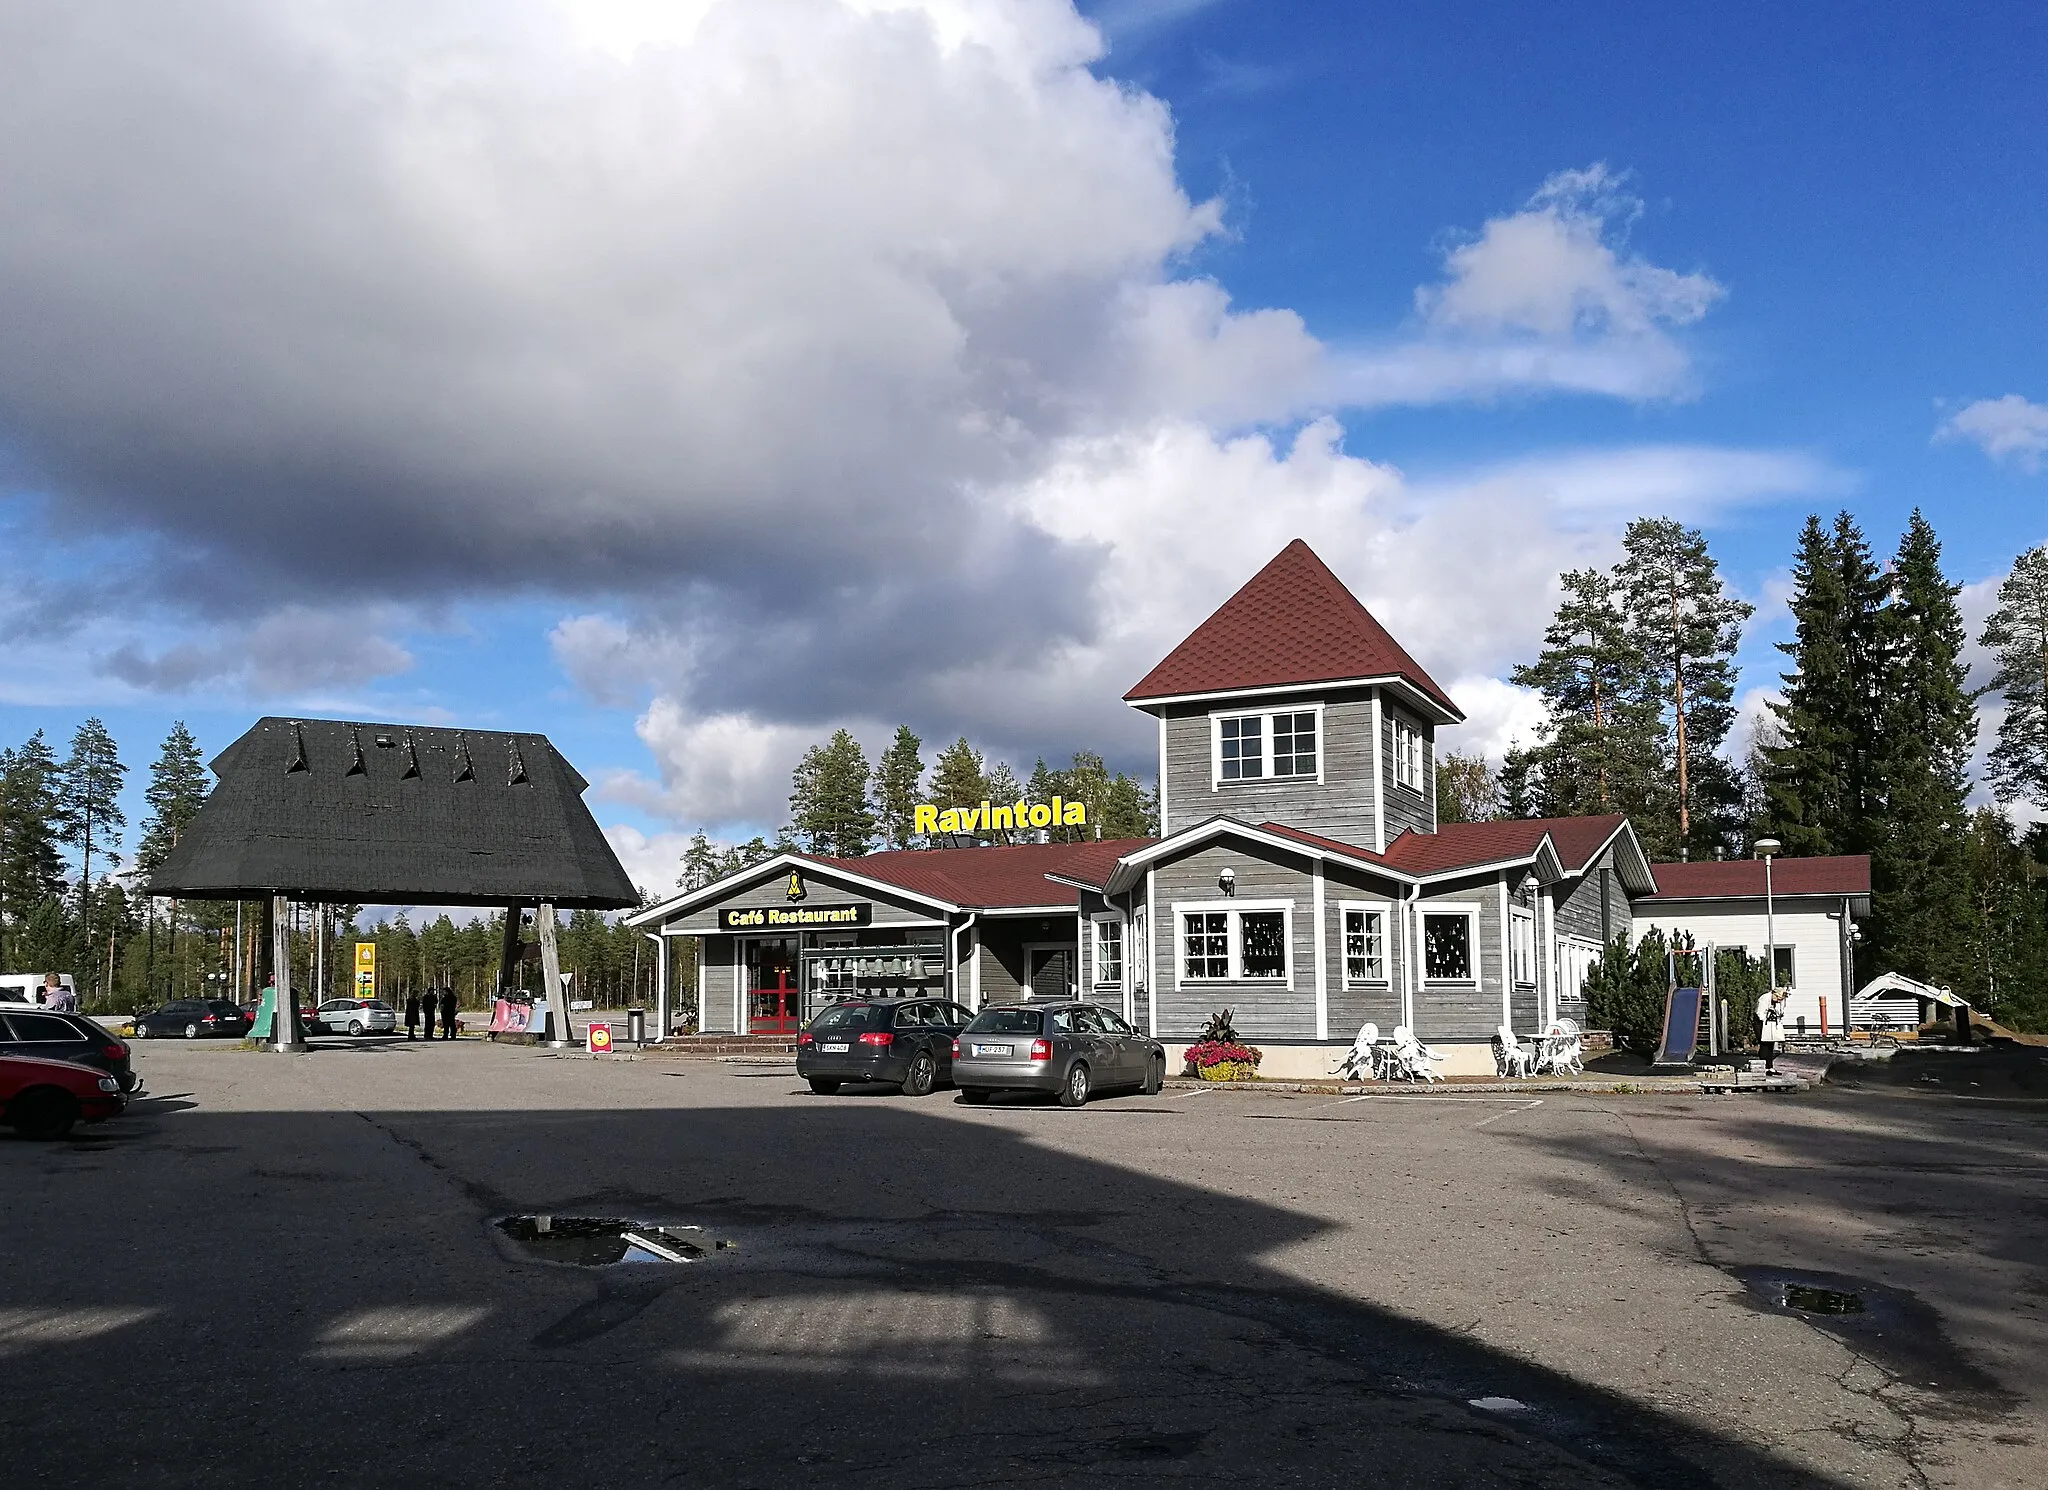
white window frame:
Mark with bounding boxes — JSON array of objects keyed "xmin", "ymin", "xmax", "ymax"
[
  {"xmin": 1210, "ymin": 704, "xmax": 1325, "ymax": 788},
  {"xmin": 1173, "ymin": 899, "xmax": 1294, "ymax": 986},
  {"xmin": 1558, "ymin": 935, "xmax": 1600, "ymax": 1005},
  {"xmin": 1337, "ymin": 900, "xmax": 1389, "ymax": 986},
  {"xmin": 1509, "ymin": 907, "xmax": 1536, "ymax": 988},
  {"xmin": 1392, "ymin": 716, "xmax": 1424, "ymax": 791},
  {"xmin": 1091, "ymin": 913, "xmax": 1125, "ymax": 988},
  {"xmin": 1419, "ymin": 904, "xmax": 1480, "ymax": 985}
]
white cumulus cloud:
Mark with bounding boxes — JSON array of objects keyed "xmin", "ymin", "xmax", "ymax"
[{"xmin": 1938, "ymin": 394, "xmax": 2048, "ymax": 471}]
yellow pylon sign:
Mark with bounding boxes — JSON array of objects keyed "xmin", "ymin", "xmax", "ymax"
[{"xmin": 354, "ymin": 942, "xmax": 377, "ymax": 996}]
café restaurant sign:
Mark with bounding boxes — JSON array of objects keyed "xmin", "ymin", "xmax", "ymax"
[{"xmin": 719, "ymin": 903, "xmax": 874, "ymax": 931}]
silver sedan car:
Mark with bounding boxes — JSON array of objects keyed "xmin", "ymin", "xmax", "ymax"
[{"xmin": 952, "ymin": 1000, "xmax": 1165, "ymax": 1106}]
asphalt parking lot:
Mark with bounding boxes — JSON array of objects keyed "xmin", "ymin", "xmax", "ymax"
[{"xmin": 5, "ymin": 1040, "xmax": 2044, "ymax": 1489}]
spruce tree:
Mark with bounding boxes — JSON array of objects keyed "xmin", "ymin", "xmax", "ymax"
[
  {"xmin": 1981, "ymin": 543, "xmax": 2048, "ymax": 812},
  {"xmin": 137, "ymin": 722, "xmax": 209, "ymax": 870},
  {"xmin": 788, "ymin": 728, "xmax": 877, "ymax": 858},
  {"xmin": 0, "ymin": 732, "xmax": 70, "ymax": 966},
  {"xmin": 1868, "ymin": 511, "xmax": 1978, "ymax": 985},
  {"xmin": 872, "ymin": 726, "xmax": 926, "ymax": 849},
  {"xmin": 58, "ymin": 718, "xmax": 127, "ymax": 930},
  {"xmin": 678, "ymin": 831, "xmax": 720, "ymax": 890},
  {"xmin": 1094, "ymin": 773, "xmax": 1158, "ymax": 839},
  {"xmin": 927, "ymin": 737, "xmax": 987, "ymax": 814},
  {"xmin": 1614, "ymin": 518, "xmax": 1752, "ymax": 859},
  {"xmin": 983, "ymin": 761, "xmax": 1024, "ymax": 843}
]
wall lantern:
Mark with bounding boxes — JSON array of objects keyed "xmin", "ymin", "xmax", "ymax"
[{"xmin": 1217, "ymin": 866, "xmax": 1237, "ymax": 896}]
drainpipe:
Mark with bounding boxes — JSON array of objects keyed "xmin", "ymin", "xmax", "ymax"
[
  {"xmin": 1402, "ymin": 882, "xmax": 1421, "ymax": 1032},
  {"xmin": 955, "ymin": 913, "xmax": 979, "ymax": 1009}
]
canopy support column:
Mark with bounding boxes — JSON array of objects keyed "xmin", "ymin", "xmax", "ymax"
[
  {"xmin": 539, "ymin": 900, "xmax": 572, "ymax": 1048},
  {"xmin": 645, "ymin": 933, "xmax": 668, "ymax": 1045},
  {"xmin": 499, "ymin": 904, "xmax": 525, "ymax": 995},
  {"xmin": 270, "ymin": 893, "xmax": 307, "ymax": 1052}
]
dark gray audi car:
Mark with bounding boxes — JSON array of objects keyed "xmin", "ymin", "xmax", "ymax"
[{"xmin": 951, "ymin": 1000, "xmax": 1165, "ymax": 1106}]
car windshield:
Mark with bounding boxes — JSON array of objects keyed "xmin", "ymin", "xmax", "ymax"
[
  {"xmin": 809, "ymin": 1004, "xmax": 879, "ymax": 1034},
  {"xmin": 964, "ymin": 1007, "xmax": 1043, "ymax": 1036}
]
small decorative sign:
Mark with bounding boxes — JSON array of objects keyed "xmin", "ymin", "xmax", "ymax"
[
  {"xmin": 587, "ymin": 1023, "xmax": 613, "ymax": 1054},
  {"xmin": 785, "ymin": 872, "xmax": 807, "ymax": 901}
]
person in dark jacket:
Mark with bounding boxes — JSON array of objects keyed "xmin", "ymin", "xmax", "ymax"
[
  {"xmin": 404, "ymin": 990, "xmax": 421, "ymax": 1040},
  {"xmin": 439, "ymin": 986, "xmax": 458, "ymax": 1040},
  {"xmin": 421, "ymin": 990, "xmax": 437, "ymax": 1040}
]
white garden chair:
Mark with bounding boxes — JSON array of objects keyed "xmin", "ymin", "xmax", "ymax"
[
  {"xmin": 1492, "ymin": 1025, "xmax": 1533, "ymax": 1078},
  {"xmin": 1333, "ymin": 1021, "xmax": 1382, "ymax": 1080},
  {"xmin": 1537, "ymin": 1018, "xmax": 1584, "ymax": 1075},
  {"xmin": 1390, "ymin": 1025, "xmax": 1445, "ymax": 1083}
]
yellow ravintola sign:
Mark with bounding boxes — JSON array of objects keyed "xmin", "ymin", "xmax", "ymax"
[
  {"xmin": 354, "ymin": 941, "xmax": 376, "ymax": 993},
  {"xmin": 914, "ymin": 798, "xmax": 1086, "ymax": 837}
]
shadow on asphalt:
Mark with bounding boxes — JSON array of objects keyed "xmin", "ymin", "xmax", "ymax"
[{"xmin": 0, "ymin": 1095, "xmax": 1912, "ymax": 1489}]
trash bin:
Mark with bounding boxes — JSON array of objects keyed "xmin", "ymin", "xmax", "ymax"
[{"xmin": 626, "ymin": 1008, "xmax": 646, "ymax": 1045}]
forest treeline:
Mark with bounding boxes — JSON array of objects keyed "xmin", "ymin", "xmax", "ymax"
[{"xmin": 1436, "ymin": 513, "xmax": 2048, "ymax": 1031}]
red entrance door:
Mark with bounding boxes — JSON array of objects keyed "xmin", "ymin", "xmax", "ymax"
[{"xmin": 749, "ymin": 968, "xmax": 801, "ymax": 1035}]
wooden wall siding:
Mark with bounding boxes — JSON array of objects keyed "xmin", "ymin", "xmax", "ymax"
[
  {"xmin": 1511, "ymin": 984, "xmax": 1539, "ymax": 1032},
  {"xmin": 1160, "ymin": 689, "xmax": 1382, "ymax": 842},
  {"xmin": 1154, "ymin": 839, "xmax": 1317, "ymax": 1041},
  {"xmin": 1552, "ymin": 847, "xmax": 1631, "ymax": 948},
  {"xmin": 700, "ymin": 935, "xmax": 737, "ymax": 1033},
  {"xmin": 975, "ymin": 920, "xmax": 1031, "ymax": 1004},
  {"xmin": 1322, "ymin": 861, "xmax": 1411, "ymax": 994},
  {"xmin": 1379, "ymin": 703, "xmax": 1436, "ymax": 841},
  {"xmin": 1329, "ymin": 981, "xmax": 1403, "ymax": 1041},
  {"xmin": 662, "ymin": 871, "xmax": 941, "ymax": 935},
  {"xmin": 1413, "ymin": 882, "xmax": 1501, "ymax": 1042}
]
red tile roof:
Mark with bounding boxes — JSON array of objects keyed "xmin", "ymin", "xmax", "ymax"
[
  {"xmin": 817, "ymin": 838, "xmax": 1157, "ymax": 908},
  {"xmin": 1639, "ymin": 855, "xmax": 1870, "ymax": 901},
  {"xmin": 1123, "ymin": 539, "xmax": 1462, "ymax": 718},
  {"xmin": 1259, "ymin": 814, "xmax": 1626, "ymax": 877}
]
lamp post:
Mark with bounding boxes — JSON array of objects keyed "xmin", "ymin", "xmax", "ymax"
[{"xmin": 1754, "ymin": 838, "xmax": 1781, "ymax": 996}]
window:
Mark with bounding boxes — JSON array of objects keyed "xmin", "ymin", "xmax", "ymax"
[
  {"xmin": 1178, "ymin": 904, "xmax": 1291, "ymax": 983},
  {"xmin": 1130, "ymin": 908, "xmax": 1148, "ymax": 991},
  {"xmin": 3, "ymin": 1013, "xmax": 78, "ymax": 1042},
  {"xmin": 1392, "ymin": 718, "xmax": 1424, "ymax": 790},
  {"xmin": 1270, "ymin": 711, "xmax": 1317, "ymax": 777},
  {"xmin": 1240, "ymin": 912, "xmax": 1286, "ymax": 978},
  {"xmin": 1510, "ymin": 908, "xmax": 1536, "ymax": 986},
  {"xmin": 1093, "ymin": 917, "xmax": 1124, "ymax": 986},
  {"xmin": 1098, "ymin": 1008, "xmax": 1135, "ymax": 1036},
  {"xmin": 1422, "ymin": 910, "xmax": 1474, "ymax": 981},
  {"xmin": 1342, "ymin": 908, "xmax": 1385, "ymax": 983},
  {"xmin": 1219, "ymin": 716, "xmax": 1262, "ymax": 781},
  {"xmin": 1559, "ymin": 937, "xmax": 1600, "ymax": 1003},
  {"xmin": 1214, "ymin": 708, "xmax": 1320, "ymax": 784},
  {"xmin": 1183, "ymin": 911, "xmax": 1231, "ymax": 979},
  {"xmin": 1770, "ymin": 945, "xmax": 1796, "ymax": 988}
]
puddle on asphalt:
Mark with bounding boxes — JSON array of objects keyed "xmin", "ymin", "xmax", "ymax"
[
  {"xmin": 1731, "ymin": 1266, "xmax": 2016, "ymax": 1410},
  {"xmin": 1782, "ymin": 1283, "xmax": 1864, "ymax": 1315},
  {"xmin": 496, "ymin": 1215, "xmax": 725, "ymax": 1268}
]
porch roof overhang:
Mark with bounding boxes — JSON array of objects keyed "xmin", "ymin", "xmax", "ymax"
[{"xmin": 625, "ymin": 852, "xmax": 961, "ymax": 929}]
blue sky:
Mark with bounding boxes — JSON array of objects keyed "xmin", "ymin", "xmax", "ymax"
[{"xmin": 1, "ymin": 0, "xmax": 2043, "ymax": 894}]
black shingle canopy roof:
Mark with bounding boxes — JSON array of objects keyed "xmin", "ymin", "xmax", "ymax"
[{"xmin": 146, "ymin": 717, "xmax": 639, "ymax": 909}]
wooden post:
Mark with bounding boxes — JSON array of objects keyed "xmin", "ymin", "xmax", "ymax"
[
  {"xmin": 270, "ymin": 893, "xmax": 306, "ymax": 1051},
  {"xmin": 538, "ymin": 901, "xmax": 570, "ymax": 1047}
]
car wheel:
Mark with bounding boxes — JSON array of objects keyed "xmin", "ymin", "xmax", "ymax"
[
  {"xmin": 133, "ymin": 1022, "xmax": 151, "ymax": 1040},
  {"xmin": 1142, "ymin": 1055, "xmax": 1164, "ymax": 1096},
  {"xmin": 10, "ymin": 1088, "xmax": 79, "ymax": 1141},
  {"xmin": 901, "ymin": 1050, "xmax": 937, "ymax": 1098},
  {"xmin": 957, "ymin": 1088, "xmax": 990, "ymax": 1104},
  {"xmin": 347, "ymin": 1019, "xmax": 366, "ymax": 1035},
  {"xmin": 1058, "ymin": 1062, "xmax": 1091, "ymax": 1108},
  {"xmin": 807, "ymin": 1078, "xmax": 841, "ymax": 1095},
  {"xmin": 183, "ymin": 1022, "xmax": 201, "ymax": 1039}
]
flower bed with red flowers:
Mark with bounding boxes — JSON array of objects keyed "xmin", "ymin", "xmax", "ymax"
[{"xmin": 1185, "ymin": 1039, "xmax": 1262, "ymax": 1082}]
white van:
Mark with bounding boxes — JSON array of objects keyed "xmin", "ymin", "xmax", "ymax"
[{"xmin": 0, "ymin": 973, "xmax": 76, "ymax": 1006}]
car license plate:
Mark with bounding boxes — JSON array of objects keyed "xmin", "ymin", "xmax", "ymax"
[
  {"xmin": 973, "ymin": 1043, "xmax": 1012, "ymax": 1057},
  {"xmin": 820, "ymin": 1042, "xmax": 849, "ymax": 1054}
]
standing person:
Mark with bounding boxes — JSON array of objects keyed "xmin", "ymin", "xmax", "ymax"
[
  {"xmin": 44, "ymin": 974, "xmax": 76, "ymax": 1013},
  {"xmin": 420, "ymin": 988, "xmax": 437, "ymax": 1041},
  {"xmin": 1755, "ymin": 986, "xmax": 1788, "ymax": 1075},
  {"xmin": 439, "ymin": 986, "xmax": 458, "ymax": 1040},
  {"xmin": 404, "ymin": 989, "xmax": 421, "ymax": 1040}
]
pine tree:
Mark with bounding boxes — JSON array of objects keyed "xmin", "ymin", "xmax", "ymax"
[
  {"xmin": 58, "ymin": 718, "xmax": 127, "ymax": 932},
  {"xmin": 872, "ymin": 726, "xmax": 926, "ymax": 849},
  {"xmin": 927, "ymin": 737, "xmax": 987, "ymax": 814},
  {"xmin": 1507, "ymin": 567, "xmax": 1661, "ymax": 821},
  {"xmin": 678, "ymin": 831, "xmax": 721, "ymax": 890},
  {"xmin": 788, "ymin": 729, "xmax": 877, "ymax": 858},
  {"xmin": 1981, "ymin": 543, "xmax": 2048, "ymax": 812},
  {"xmin": 136, "ymin": 722, "xmax": 209, "ymax": 871},
  {"xmin": 1868, "ymin": 511, "xmax": 1978, "ymax": 985},
  {"xmin": 1614, "ymin": 518, "xmax": 1753, "ymax": 859},
  {"xmin": 1094, "ymin": 773, "xmax": 1158, "ymax": 839}
]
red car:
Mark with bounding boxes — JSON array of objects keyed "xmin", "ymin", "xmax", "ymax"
[{"xmin": 1, "ymin": 1053, "xmax": 126, "ymax": 1140}]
